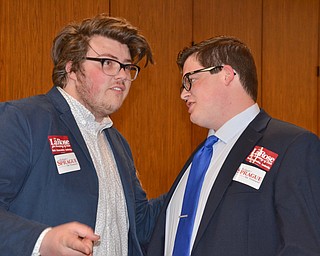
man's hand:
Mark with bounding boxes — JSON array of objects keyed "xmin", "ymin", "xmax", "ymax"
[{"xmin": 39, "ymin": 222, "xmax": 100, "ymax": 256}]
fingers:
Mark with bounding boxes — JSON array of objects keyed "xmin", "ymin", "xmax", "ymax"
[
  {"xmin": 75, "ymin": 223, "xmax": 100, "ymax": 241},
  {"xmin": 68, "ymin": 236, "xmax": 92, "ymax": 255},
  {"xmin": 40, "ymin": 222, "xmax": 100, "ymax": 256}
]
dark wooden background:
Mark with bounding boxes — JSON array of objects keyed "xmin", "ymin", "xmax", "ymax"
[{"xmin": 1, "ymin": 0, "xmax": 319, "ymax": 198}]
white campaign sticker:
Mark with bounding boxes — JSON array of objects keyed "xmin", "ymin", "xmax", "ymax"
[
  {"xmin": 54, "ymin": 152, "xmax": 80, "ymax": 174},
  {"xmin": 233, "ymin": 163, "xmax": 266, "ymax": 190}
]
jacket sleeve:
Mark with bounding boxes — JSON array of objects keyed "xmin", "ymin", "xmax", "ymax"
[
  {"xmin": 133, "ymin": 174, "xmax": 166, "ymax": 244},
  {"xmin": 275, "ymin": 132, "xmax": 320, "ymax": 255},
  {"xmin": 0, "ymin": 102, "xmax": 48, "ymax": 255}
]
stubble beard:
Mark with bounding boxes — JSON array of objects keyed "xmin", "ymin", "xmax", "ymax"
[{"xmin": 75, "ymin": 75, "xmax": 114, "ymax": 121}]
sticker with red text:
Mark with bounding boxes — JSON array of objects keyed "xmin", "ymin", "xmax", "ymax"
[
  {"xmin": 233, "ymin": 163, "xmax": 266, "ymax": 189},
  {"xmin": 54, "ymin": 152, "xmax": 80, "ymax": 174},
  {"xmin": 48, "ymin": 136, "xmax": 73, "ymax": 155},
  {"xmin": 245, "ymin": 146, "xmax": 278, "ymax": 172}
]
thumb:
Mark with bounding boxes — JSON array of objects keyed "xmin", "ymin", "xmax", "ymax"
[{"xmin": 76, "ymin": 224, "xmax": 100, "ymax": 241}]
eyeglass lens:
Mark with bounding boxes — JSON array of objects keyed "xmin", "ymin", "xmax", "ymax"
[
  {"xmin": 182, "ymin": 76, "xmax": 190, "ymax": 91},
  {"xmin": 181, "ymin": 66, "xmax": 224, "ymax": 92},
  {"xmin": 102, "ymin": 59, "xmax": 139, "ymax": 81}
]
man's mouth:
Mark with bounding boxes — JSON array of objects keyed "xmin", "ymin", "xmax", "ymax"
[
  {"xmin": 111, "ymin": 85, "xmax": 125, "ymax": 92},
  {"xmin": 186, "ymin": 101, "xmax": 194, "ymax": 112}
]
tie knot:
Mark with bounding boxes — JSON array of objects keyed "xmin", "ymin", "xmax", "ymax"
[{"xmin": 204, "ymin": 135, "xmax": 219, "ymax": 148}]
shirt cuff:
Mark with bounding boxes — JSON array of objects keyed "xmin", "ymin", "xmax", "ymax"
[{"xmin": 31, "ymin": 227, "xmax": 52, "ymax": 256}]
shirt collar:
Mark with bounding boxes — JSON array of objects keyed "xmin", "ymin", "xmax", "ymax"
[
  {"xmin": 208, "ymin": 103, "xmax": 260, "ymax": 143},
  {"xmin": 57, "ymin": 87, "xmax": 113, "ymax": 133}
]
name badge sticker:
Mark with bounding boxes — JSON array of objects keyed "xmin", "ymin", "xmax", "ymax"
[
  {"xmin": 233, "ymin": 163, "xmax": 266, "ymax": 190},
  {"xmin": 48, "ymin": 135, "xmax": 73, "ymax": 155},
  {"xmin": 246, "ymin": 146, "xmax": 278, "ymax": 171},
  {"xmin": 54, "ymin": 152, "xmax": 81, "ymax": 174},
  {"xmin": 48, "ymin": 135, "xmax": 81, "ymax": 174}
]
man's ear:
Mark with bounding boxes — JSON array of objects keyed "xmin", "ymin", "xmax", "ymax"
[
  {"xmin": 66, "ymin": 61, "xmax": 77, "ymax": 81},
  {"xmin": 223, "ymin": 65, "xmax": 236, "ymax": 85}
]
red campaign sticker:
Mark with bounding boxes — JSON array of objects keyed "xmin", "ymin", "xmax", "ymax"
[
  {"xmin": 48, "ymin": 135, "xmax": 73, "ymax": 155},
  {"xmin": 246, "ymin": 146, "xmax": 278, "ymax": 172}
]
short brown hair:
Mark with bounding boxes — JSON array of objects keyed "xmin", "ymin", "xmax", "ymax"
[{"xmin": 177, "ymin": 36, "xmax": 258, "ymax": 101}]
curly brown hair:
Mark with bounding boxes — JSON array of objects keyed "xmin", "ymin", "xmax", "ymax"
[{"xmin": 51, "ymin": 13, "xmax": 153, "ymax": 87}]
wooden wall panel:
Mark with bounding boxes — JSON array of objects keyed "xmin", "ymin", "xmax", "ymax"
[
  {"xmin": 110, "ymin": 0, "xmax": 193, "ymax": 198},
  {"xmin": 0, "ymin": 0, "xmax": 319, "ymax": 200},
  {"xmin": 193, "ymin": 0, "xmax": 263, "ymax": 148},
  {"xmin": 262, "ymin": 0, "xmax": 319, "ymax": 135},
  {"xmin": 319, "ymin": 6, "xmax": 320, "ymax": 135},
  {"xmin": 0, "ymin": 0, "xmax": 108, "ymax": 101}
]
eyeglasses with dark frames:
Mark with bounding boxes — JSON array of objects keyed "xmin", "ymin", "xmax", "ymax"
[
  {"xmin": 85, "ymin": 44, "xmax": 140, "ymax": 81},
  {"xmin": 85, "ymin": 57, "xmax": 140, "ymax": 81},
  {"xmin": 181, "ymin": 65, "xmax": 224, "ymax": 92}
]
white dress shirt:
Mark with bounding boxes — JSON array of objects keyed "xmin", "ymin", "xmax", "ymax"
[
  {"xmin": 165, "ymin": 104, "xmax": 260, "ymax": 256},
  {"xmin": 32, "ymin": 88, "xmax": 128, "ymax": 256}
]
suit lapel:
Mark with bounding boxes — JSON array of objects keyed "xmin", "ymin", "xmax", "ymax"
[
  {"xmin": 104, "ymin": 127, "xmax": 133, "ymax": 197},
  {"xmin": 104, "ymin": 128, "xmax": 136, "ymax": 230},
  {"xmin": 47, "ymin": 87, "xmax": 94, "ymax": 166},
  {"xmin": 192, "ymin": 111, "xmax": 270, "ymax": 250},
  {"xmin": 48, "ymin": 87, "xmax": 137, "ymax": 234}
]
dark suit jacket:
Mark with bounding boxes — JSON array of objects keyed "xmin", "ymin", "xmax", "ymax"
[
  {"xmin": 0, "ymin": 87, "xmax": 163, "ymax": 256},
  {"xmin": 148, "ymin": 110, "xmax": 320, "ymax": 256}
]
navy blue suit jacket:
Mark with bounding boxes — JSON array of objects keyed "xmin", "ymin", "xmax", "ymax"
[
  {"xmin": 0, "ymin": 87, "xmax": 163, "ymax": 256},
  {"xmin": 147, "ymin": 110, "xmax": 320, "ymax": 255}
]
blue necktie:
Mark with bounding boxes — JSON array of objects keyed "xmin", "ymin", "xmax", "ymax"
[{"xmin": 172, "ymin": 135, "xmax": 219, "ymax": 256}]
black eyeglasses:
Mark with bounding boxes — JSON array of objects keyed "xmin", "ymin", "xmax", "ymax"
[
  {"xmin": 181, "ymin": 65, "xmax": 224, "ymax": 92},
  {"xmin": 85, "ymin": 57, "xmax": 140, "ymax": 81}
]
